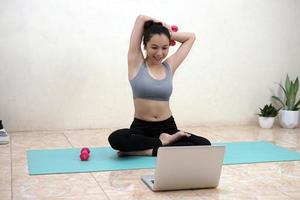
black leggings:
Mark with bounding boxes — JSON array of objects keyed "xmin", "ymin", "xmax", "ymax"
[{"xmin": 108, "ymin": 116, "xmax": 211, "ymax": 156}]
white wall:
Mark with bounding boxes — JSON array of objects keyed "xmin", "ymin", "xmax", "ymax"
[{"xmin": 0, "ymin": 0, "xmax": 299, "ymax": 131}]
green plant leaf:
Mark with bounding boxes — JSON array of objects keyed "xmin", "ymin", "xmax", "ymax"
[
  {"xmin": 295, "ymin": 99, "xmax": 300, "ymax": 110},
  {"xmin": 295, "ymin": 77, "xmax": 299, "ymax": 95},
  {"xmin": 258, "ymin": 104, "xmax": 278, "ymax": 117},
  {"xmin": 285, "ymin": 74, "xmax": 291, "ymax": 94},
  {"xmin": 272, "ymin": 96, "xmax": 285, "ymax": 108},
  {"xmin": 287, "ymin": 82, "xmax": 295, "ymax": 110},
  {"xmin": 273, "ymin": 75, "xmax": 299, "ymax": 110},
  {"xmin": 277, "ymin": 83, "xmax": 288, "ymax": 100}
]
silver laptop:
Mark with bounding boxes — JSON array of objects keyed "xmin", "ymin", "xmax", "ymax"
[{"xmin": 141, "ymin": 145, "xmax": 225, "ymax": 191}]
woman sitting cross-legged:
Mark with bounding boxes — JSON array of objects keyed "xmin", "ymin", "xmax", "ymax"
[{"xmin": 108, "ymin": 15, "xmax": 211, "ymax": 156}]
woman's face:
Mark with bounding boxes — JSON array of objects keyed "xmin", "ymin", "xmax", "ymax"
[{"xmin": 145, "ymin": 34, "xmax": 170, "ymax": 65}]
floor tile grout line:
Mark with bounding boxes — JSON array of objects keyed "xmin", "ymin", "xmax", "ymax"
[
  {"xmin": 62, "ymin": 132, "xmax": 75, "ymax": 148},
  {"xmin": 257, "ymin": 176, "xmax": 298, "ymax": 200},
  {"xmin": 279, "ymin": 137, "xmax": 299, "ymax": 147},
  {"xmin": 280, "ymin": 190, "xmax": 298, "ymax": 200},
  {"xmin": 91, "ymin": 173, "xmax": 111, "ymax": 200}
]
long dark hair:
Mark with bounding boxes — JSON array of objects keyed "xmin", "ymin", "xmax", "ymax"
[{"xmin": 143, "ymin": 20, "xmax": 171, "ymax": 46}]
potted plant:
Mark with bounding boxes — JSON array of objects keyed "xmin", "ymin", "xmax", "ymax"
[
  {"xmin": 272, "ymin": 75, "xmax": 300, "ymax": 129},
  {"xmin": 257, "ymin": 104, "xmax": 279, "ymax": 128}
]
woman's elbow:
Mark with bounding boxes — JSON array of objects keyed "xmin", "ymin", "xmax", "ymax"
[
  {"xmin": 190, "ymin": 33, "xmax": 196, "ymax": 41},
  {"xmin": 137, "ymin": 14, "xmax": 146, "ymax": 21}
]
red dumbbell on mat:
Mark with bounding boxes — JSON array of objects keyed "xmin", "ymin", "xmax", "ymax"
[{"xmin": 80, "ymin": 147, "xmax": 90, "ymax": 161}]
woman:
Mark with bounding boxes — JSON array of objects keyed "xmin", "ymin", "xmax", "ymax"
[{"xmin": 108, "ymin": 15, "xmax": 211, "ymax": 156}]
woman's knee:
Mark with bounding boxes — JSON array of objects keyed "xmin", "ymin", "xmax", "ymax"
[
  {"xmin": 108, "ymin": 129, "xmax": 129, "ymax": 149},
  {"xmin": 201, "ymin": 137, "xmax": 211, "ymax": 145},
  {"xmin": 188, "ymin": 133, "xmax": 211, "ymax": 146}
]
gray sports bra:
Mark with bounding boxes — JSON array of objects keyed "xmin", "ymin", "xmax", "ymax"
[{"xmin": 129, "ymin": 61, "xmax": 173, "ymax": 101}]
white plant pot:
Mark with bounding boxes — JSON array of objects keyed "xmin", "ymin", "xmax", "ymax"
[
  {"xmin": 279, "ymin": 110, "xmax": 299, "ymax": 129},
  {"xmin": 258, "ymin": 117, "xmax": 275, "ymax": 129}
]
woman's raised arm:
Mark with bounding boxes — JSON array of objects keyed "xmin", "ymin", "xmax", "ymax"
[
  {"xmin": 128, "ymin": 15, "xmax": 163, "ymax": 69},
  {"xmin": 166, "ymin": 32, "xmax": 196, "ymax": 73},
  {"xmin": 128, "ymin": 15, "xmax": 155, "ymax": 69}
]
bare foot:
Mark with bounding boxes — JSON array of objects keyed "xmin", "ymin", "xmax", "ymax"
[
  {"xmin": 117, "ymin": 149, "xmax": 153, "ymax": 157},
  {"xmin": 159, "ymin": 131, "xmax": 191, "ymax": 146}
]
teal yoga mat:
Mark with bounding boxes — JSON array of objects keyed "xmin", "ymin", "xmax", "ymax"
[{"xmin": 27, "ymin": 141, "xmax": 300, "ymax": 175}]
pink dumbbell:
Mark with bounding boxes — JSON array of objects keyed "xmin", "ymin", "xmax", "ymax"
[
  {"xmin": 81, "ymin": 147, "xmax": 90, "ymax": 154},
  {"xmin": 170, "ymin": 25, "xmax": 178, "ymax": 46},
  {"xmin": 80, "ymin": 147, "xmax": 90, "ymax": 161},
  {"xmin": 171, "ymin": 25, "xmax": 178, "ymax": 32}
]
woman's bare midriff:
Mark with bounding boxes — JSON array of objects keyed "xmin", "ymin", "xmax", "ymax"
[{"xmin": 133, "ymin": 98, "xmax": 172, "ymax": 121}]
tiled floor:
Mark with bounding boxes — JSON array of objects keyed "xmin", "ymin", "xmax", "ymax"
[{"xmin": 0, "ymin": 125, "xmax": 300, "ymax": 200}]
